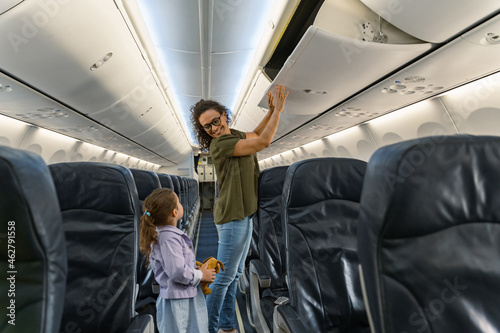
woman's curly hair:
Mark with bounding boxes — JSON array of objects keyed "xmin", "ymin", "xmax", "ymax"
[{"xmin": 190, "ymin": 99, "xmax": 231, "ymax": 151}]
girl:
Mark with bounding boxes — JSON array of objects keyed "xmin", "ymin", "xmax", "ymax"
[
  {"xmin": 140, "ymin": 188, "xmax": 216, "ymax": 333},
  {"xmin": 190, "ymin": 86, "xmax": 289, "ymax": 333}
]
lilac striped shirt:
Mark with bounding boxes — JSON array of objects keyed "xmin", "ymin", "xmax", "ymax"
[{"xmin": 150, "ymin": 225, "xmax": 202, "ymax": 299}]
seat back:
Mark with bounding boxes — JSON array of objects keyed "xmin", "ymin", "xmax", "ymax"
[
  {"xmin": 170, "ymin": 174, "xmax": 181, "ymax": 198},
  {"xmin": 258, "ymin": 165, "xmax": 288, "ymax": 290},
  {"xmin": 130, "ymin": 169, "xmax": 161, "ymax": 207},
  {"xmin": 282, "ymin": 157, "xmax": 369, "ymax": 332},
  {"xmin": 358, "ymin": 135, "xmax": 500, "ymax": 333},
  {"xmin": 129, "ymin": 169, "xmax": 161, "ymax": 304},
  {"xmin": 49, "ymin": 162, "xmax": 139, "ymax": 333},
  {"xmin": 0, "ymin": 146, "xmax": 67, "ymax": 333},
  {"xmin": 157, "ymin": 173, "xmax": 174, "ymax": 190}
]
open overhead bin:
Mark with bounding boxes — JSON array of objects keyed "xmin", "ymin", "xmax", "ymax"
[
  {"xmin": 258, "ymin": 0, "xmax": 433, "ymax": 140},
  {"xmin": 360, "ymin": 0, "xmax": 500, "ymax": 43},
  {"xmin": 257, "ymin": 10, "xmax": 500, "ymax": 160}
]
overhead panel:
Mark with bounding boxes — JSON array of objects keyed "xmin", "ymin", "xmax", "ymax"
[
  {"xmin": 261, "ymin": 12, "xmax": 500, "ymax": 159},
  {"xmin": 0, "ymin": 72, "xmax": 175, "ymax": 166},
  {"xmin": 0, "ymin": 0, "xmax": 190, "ymax": 164},
  {"xmin": 0, "ymin": 0, "xmax": 22, "ymax": 15},
  {"xmin": 232, "ymin": 70, "xmax": 272, "ymax": 130},
  {"xmin": 360, "ymin": 0, "xmax": 500, "ymax": 43},
  {"xmin": 259, "ymin": 25, "xmax": 431, "ymax": 137},
  {"xmin": 332, "ymin": 12, "xmax": 500, "ymax": 120}
]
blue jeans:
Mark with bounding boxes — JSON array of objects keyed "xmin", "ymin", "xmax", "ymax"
[{"xmin": 206, "ymin": 216, "xmax": 253, "ymax": 333}]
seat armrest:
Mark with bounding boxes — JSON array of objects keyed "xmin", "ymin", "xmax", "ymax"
[
  {"xmin": 249, "ymin": 259, "xmax": 272, "ymax": 332},
  {"xmin": 126, "ymin": 314, "xmax": 154, "ymax": 333},
  {"xmin": 273, "ymin": 304, "xmax": 307, "ymax": 333},
  {"xmin": 249, "ymin": 259, "xmax": 271, "ymax": 288},
  {"xmin": 238, "ymin": 267, "xmax": 250, "ymax": 294}
]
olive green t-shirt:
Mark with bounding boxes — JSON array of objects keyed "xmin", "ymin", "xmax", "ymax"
[{"xmin": 210, "ymin": 129, "xmax": 259, "ymax": 225}]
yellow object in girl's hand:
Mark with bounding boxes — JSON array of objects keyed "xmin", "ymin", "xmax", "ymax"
[{"xmin": 196, "ymin": 257, "xmax": 225, "ymax": 295}]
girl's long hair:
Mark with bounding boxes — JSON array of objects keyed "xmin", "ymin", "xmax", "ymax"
[
  {"xmin": 139, "ymin": 188, "xmax": 178, "ymax": 266},
  {"xmin": 190, "ymin": 99, "xmax": 231, "ymax": 151}
]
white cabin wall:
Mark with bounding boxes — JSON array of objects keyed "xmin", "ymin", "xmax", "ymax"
[
  {"xmin": 365, "ymin": 99, "xmax": 458, "ymax": 146},
  {"xmin": 439, "ymin": 71, "xmax": 500, "ymax": 136},
  {"xmin": 0, "ymin": 114, "xmax": 161, "ymax": 171},
  {"xmin": 158, "ymin": 152, "xmax": 198, "ymax": 180},
  {"xmin": 0, "ymin": 115, "xmax": 31, "ymax": 147}
]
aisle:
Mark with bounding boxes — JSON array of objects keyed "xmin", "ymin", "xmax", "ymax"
[
  {"xmin": 193, "ymin": 211, "xmax": 218, "ymax": 262},
  {"xmin": 192, "ymin": 211, "xmax": 256, "ymax": 333}
]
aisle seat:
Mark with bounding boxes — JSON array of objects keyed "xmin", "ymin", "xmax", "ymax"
[
  {"xmin": 358, "ymin": 135, "xmax": 500, "ymax": 333},
  {"xmin": 129, "ymin": 168, "xmax": 161, "ymax": 328},
  {"xmin": 274, "ymin": 157, "xmax": 370, "ymax": 333},
  {"xmin": 247, "ymin": 165, "xmax": 289, "ymax": 332},
  {"xmin": 49, "ymin": 162, "xmax": 153, "ymax": 333},
  {"xmin": 0, "ymin": 146, "xmax": 67, "ymax": 333}
]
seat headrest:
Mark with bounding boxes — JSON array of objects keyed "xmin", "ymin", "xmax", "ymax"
[
  {"xmin": 358, "ymin": 135, "xmax": 500, "ymax": 333},
  {"xmin": 170, "ymin": 175, "xmax": 181, "ymax": 195},
  {"xmin": 157, "ymin": 173, "xmax": 174, "ymax": 190},
  {"xmin": 362, "ymin": 135, "xmax": 500, "ymax": 238},
  {"xmin": 130, "ymin": 169, "xmax": 161, "ymax": 201},
  {"xmin": 259, "ymin": 166, "xmax": 288, "ymax": 199},
  {"xmin": 50, "ymin": 162, "xmax": 139, "ymax": 215},
  {"xmin": 283, "ymin": 157, "xmax": 367, "ymax": 208}
]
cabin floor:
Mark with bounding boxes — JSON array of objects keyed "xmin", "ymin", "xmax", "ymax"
[{"xmin": 192, "ymin": 211, "xmax": 257, "ymax": 333}]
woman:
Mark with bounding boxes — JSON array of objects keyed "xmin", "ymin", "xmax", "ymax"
[{"xmin": 191, "ymin": 85, "xmax": 288, "ymax": 333}]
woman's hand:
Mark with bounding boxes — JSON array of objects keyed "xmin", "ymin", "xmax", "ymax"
[
  {"xmin": 199, "ymin": 262, "xmax": 216, "ymax": 283},
  {"xmin": 269, "ymin": 85, "xmax": 289, "ymax": 114},
  {"xmin": 268, "ymin": 90, "xmax": 275, "ymax": 113}
]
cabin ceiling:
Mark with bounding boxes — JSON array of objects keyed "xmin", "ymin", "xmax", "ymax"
[
  {"xmin": 0, "ymin": 0, "xmax": 500, "ymax": 167},
  {"xmin": 134, "ymin": 0, "xmax": 275, "ymax": 143}
]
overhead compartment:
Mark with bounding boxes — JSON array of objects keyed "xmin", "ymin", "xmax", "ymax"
[
  {"xmin": 0, "ymin": 0, "xmax": 190, "ymax": 164},
  {"xmin": 257, "ymin": 11, "xmax": 500, "ymax": 160},
  {"xmin": 360, "ymin": 0, "xmax": 500, "ymax": 43},
  {"xmin": 232, "ymin": 70, "xmax": 272, "ymax": 133},
  {"xmin": 0, "ymin": 72, "xmax": 175, "ymax": 166},
  {"xmin": 258, "ymin": 0, "xmax": 432, "ymax": 141},
  {"xmin": 0, "ymin": 0, "xmax": 22, "ymax": 15}
]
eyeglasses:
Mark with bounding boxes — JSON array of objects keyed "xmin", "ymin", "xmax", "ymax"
[{"xmin": 202, "ymin": 116, "xmax": 221, "ymax": 132}]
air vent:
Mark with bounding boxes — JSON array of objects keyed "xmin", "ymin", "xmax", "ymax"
[
  {"xmin": 381, "ymin": 77, "xmax": 444, "ymax": 95},
  {"xmin": 0, "ymin": 84, "xmax": 12, "ymax": 93}
]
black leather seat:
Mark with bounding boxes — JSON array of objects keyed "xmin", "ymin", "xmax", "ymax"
[
  {"xmin": 274, "ymin": 157, "xmax": 370, "ymax": 333},
  {"xmin": 129, "ymin": 169, "xmax": 161, "ymax": 327},
  {"xmin": 247, "ymin": 165, "xmax": 289, "ymax": 332},
  {"xmin": 0, "ymin": 146, "xmax": 67, "ymax": 333},
  {"xmin": 49, "ymin": 162, "xmax": 153, "ymax": 333},
  {"xmin": 156, "ymin": 173, "xmax": 174, "ymax": 190},
  {"xmin": 357, "ymin": 135, "xmax": 500, "ymax": 333},
  {"xmin": 179, "ymin": 176, "xmax": 189, "ymax": 225},
  {"xmin": 170, "ymin": 174, "xmax": 181, "ymax": 198},
  {"xmin": 188, "ymin": 178, "xmax": 199, "ymax": 217},
  {"xmin": 170, "ymin": 175, "xmax": 183, "ymax": 228}
]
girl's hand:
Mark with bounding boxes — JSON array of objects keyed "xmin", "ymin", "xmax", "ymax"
[
  {"xmin": 199, "ymin": 262, "xmax": 216, "ymax": 283},
  {"xmin": 269, "ymin": 85, "xmax": 289, "ymax": 114}
]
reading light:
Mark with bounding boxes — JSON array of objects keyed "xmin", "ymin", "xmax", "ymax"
[{"xmin": 90, "ymin": 52, "xmax": 113, "ymax": 71}]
